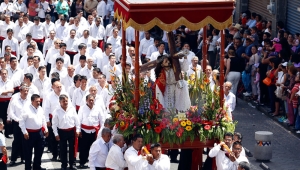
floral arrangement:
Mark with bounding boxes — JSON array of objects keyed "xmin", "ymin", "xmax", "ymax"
[{"xmin": 109, "ymin": 71, "xmax": 237, "ymax": 145}]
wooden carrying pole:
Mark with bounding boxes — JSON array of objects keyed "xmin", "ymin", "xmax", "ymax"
[
  {"xmin": 121, "ymin": 24, "xmax": 127, "ymax": 84},
  {"xmin": 219, "ymin": 30, "xmax": 225, "ymax": 107},
  {"xmin": 134, "ymin": 30, "xmax": 140, "ymax": 108}
]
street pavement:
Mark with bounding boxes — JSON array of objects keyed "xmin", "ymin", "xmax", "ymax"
[{"xmin": 5, "ymin": 98, "xmax": 300, "ymax": 170}]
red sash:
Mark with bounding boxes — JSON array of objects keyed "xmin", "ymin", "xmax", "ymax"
[
  {"xmin": 32, "ymin": 38, "xmax": 45, "ymax": 43},
  {"xmin": 26, "ymin": 128, "xmax": 41, "ymax": 132},
  {"xmin": 11, "ymin": 51, "xmax": 17, "ymax": 56},
  {"xmin": 0, "ymin": 37, "xmax": 5, "ymax": 41},
  {"xmin": 141, "ymin": 54, "xmax": 146, "ymax": 57},
  {"xmin": 76, "ymin": 105, "xmax": 80, "ymax": 111},
  {"xmin": 1, "ymin": 155, "xmax": 7, "ymax": 164},
  {"xmin": 60, "ymin": 127, "xmax": 78, "ymax": 157},
  {"xmin": 98, "ymin": 40, "xmax": 104, "ymax": 49},
  {"xmin": 66, "ymin": 51, "xmax": 78, "ymax": 55},
  {"xmin": 154, "ymin": 70, "xmax": 166, "ymax": 97},
  {"xmin": 49, "ymin": 113, "xmax": 53, "ymax": 119},
  {"xmin": 0, "ymin": 98, "xmax": 11, "ymax": 102},
  {"xmin": 81, "ymin": 124, "xmax": 100, "ymax": 138},
  {"xmin": 106, "ymin": 168, "xmax": 114, "ymax": 170},
  {"xmin": 13, "ymin": 86, "xmax": 20, "ymax": 91}
]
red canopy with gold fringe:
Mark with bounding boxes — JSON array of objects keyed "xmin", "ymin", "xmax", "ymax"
[{"xmin": 114, "ymin": 0, "xmax": 234, "ymax": 31}]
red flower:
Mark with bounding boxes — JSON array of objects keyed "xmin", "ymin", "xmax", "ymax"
[
  {"xmin": 158, "ymin": 104, "xmax": 163, "ymax": 110},
  {"xmin": 176, "ymin": 131, "xmax": 182, "ymax": 137},
  {"xmin": 154, "ymin": 126, "xmax": 162, "ymax": 134},
  {"xmin": 204, "ymin": 125, "xmax": 211, "ymax": 130},
  {"xmin": 146, "ymin": 123, "xmax": 151, "ymax": 130},
  {"xmin": 160, "ymin": 123, "xmax": 166, "ymax": 129},
  {"xmin": 169, "ymin": 125, "xmax": 176, "ymax": 130},
  {"xmin": 178, "ymin": 127, "xmax": 184, "ymax": 133},
  {"xmin": 150, "ymin": 104, "xmax": 155, "ymax": 110},
  {"xmin": 154, "ymin": 109, "xmax": 160, "ymax": 114},
  {"xmin": 115, "ymin": 123, "xmax": 119, "ymax": 128},
  {"xmin": 120, "ymin": 122, "xmax": 129, "ymax": 131}
]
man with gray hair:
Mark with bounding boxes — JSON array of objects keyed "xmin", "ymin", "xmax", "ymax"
[
  {"xmin": 105, "ymin": 134, "xmax": 127, "ymax": 169},
  {"xmin": 73, "ymin": 43, "xmax": 90, "ymax": 67},
  {"xmin": 7, "ymin": 84, "xmax": 30, "ymax": 166},
  {"xmin": 88, "ymin": 127, "xmax": 112, "ymax": 169}
]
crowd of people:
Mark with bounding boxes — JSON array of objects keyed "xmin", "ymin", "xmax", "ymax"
[{"xmin": 0, "ymin": 0, "xmax": 295, "ymax": 169}]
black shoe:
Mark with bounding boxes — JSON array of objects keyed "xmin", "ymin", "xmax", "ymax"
[
  {"xmin": 70, "ymin": 166, "xmax": 77, "ymax": 170},
  {"xmin": 170, "ymin": 159, "xmax": 179, "ymax": 163},
  {"xmin": 5, "ymin": 135, "xmax": 13, "ymax": 139},
  {"xmin": 61, "ymin": 168, "xmax": 67, "ymax": 170},
  {"xmin": 246, "ymin": 151, "xmax": 253, "ymax": 157},
  {"xmin": 51, "ymin": 157, "xmax": 58, "ymax": 161},
  {"xmin": 78, "ymin": 164, "xmax": 85, "ymax": 168},
  {"xmin": 21, "ymin": 160, "xmax": 25, "ymax": 164},
  {"xmin": 8, "ymin": 161, "xmax": 16, "ymax": 166}
]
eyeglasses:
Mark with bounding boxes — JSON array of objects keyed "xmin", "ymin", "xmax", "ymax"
[{"xmin": 55, "ymin": 43, "xmax": 61, "ymax": 44}]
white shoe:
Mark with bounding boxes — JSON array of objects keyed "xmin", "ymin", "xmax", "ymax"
[
  {"xmin": 283, "ymin": 119, "xmax": 290, "ymax": 124},
  {"xmin": 243, "ymin": 92, "xmax": 251, "ymax": 96},
  {"xmin": 296, "ymin": 130, "xmax": 300, "ymax": 134}
]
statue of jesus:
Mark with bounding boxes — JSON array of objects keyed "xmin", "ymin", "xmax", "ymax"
[{"xmin": 154, "ymin": 54, "xmax": 191, "ymax": 112}]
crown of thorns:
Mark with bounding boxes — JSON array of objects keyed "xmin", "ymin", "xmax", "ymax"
[{"xmin": 156, "ymin": 54, "xmax": 170, "ymax": 63}]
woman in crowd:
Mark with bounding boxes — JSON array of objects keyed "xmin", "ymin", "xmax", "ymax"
[
  {"xmin": 266, "ymin": 58, "xmax": 279, "ymax": 115},
  {"xmin": 70, "ymin": 0, "xmax": 84, "ymax": 17},
  {"xmin": 249, "ymin": 46, "xmax": 261, "ymax": 100},
  {"xmin": 28, "ymin": 0, "xmax": 38, "ymax": 21}
]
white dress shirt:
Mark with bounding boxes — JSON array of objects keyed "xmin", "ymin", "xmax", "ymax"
[
  {"xmin": 0, "ymin": 78, "xmax": 13, "ymax": 98},
  {"xmin": 28, "ymin": 84, "xmax": 39, "ymax": 97},
  {"xmin": 73, "ymin": 53, "xmax": 91, "ymax": 67},
  {"xmin": 13, "ymin": 24, "xmax": 28, "ymax": 42},
  {"xmin": 79, "ymin": 66, "xmax": 93, "ymax": 79},
  {"xmin": 224, "ymin": 92, "xmax": 236, "ymax": 119},
  {"xmin": 78, "ymin": 104, "xmax": 106, "ymax": 133},
  {"xmin": 8, "ymin": 93, "xmax": 31, "ymax": 122},
  {"xmin": 105, "ymin": 23, "xmax": 116, "ymax": 40},
  {"xmin": 76, "ymin": 36, "xmax": 93, "ymax": 49},
  {"xmin": 107, "ymin": 36, "xmax": 121, "ymax": 53},
  {"xmin": 43, "ymin": 91, "xmax": 70, "ymax": 122},
  {"xmin": 115, "ymin": 46, "xmax": 129, "ymax": 62},
  {"xmin": 126, "ymin": 26, "xmax": 135, "ymax": 43},
  {"xmin": 186, "ymin": 64, "xmax": 202, "ymax": 78},
  {"xmin": 43, "ymin": 37, "xmax": 56, "ymax": 57},
  {"xmin": 124, "ymin": 146, "xmax": 148, "ymax": 170},
  {"xmin": 146, "ymin": 44, "xmax": 158, "ymax": 60},
  {"xmin": 30, "ymin": 23, "xmax": 46, "ymax": 39},
  {"xmin": 2, "ymin": 37, "xmax": 20, "ymax": 60},
  {"xmin": 52, "ymin": 106, "xmax": 81, "ymax": 136},
  {"xmin": 72, "ymin": 87, "xmax": 88, "ymax": 107},
  {"xmin": 61, "ymin": 74, "xmax": 74, "ymax": 89},
  {"xmin": 96, "ymin": 53, "xmax": 109, "ymax": 70},
  {"xmin": 7, "ymin": 67, "xmax": 24, "ymax": 88},
  {"xmin": 50, "ymin": 53, "xmax": 71, "ymax": 68},
  {"xmin": 87, "ymin": 78, "xmax": 98, "ymax": 87},
  {"xmin": 67, "ymin": 85, "xmax": 78, "ymax": 101},
  {"xmin": 0, "ymin": 2, "xmax": 14, "ymax": 16},
  {"xmin": 105, "ymin": 144, "xmax": 127, "ymax": 170},
  {"xmin": 102, "ymin": 63, "xmax": 121, "ymax": 82},
  {"xmin": 96, "ymin": 1, "xmax": 108, "ymax": 18},
  {"xmin": 95, "ymin": 84, "xmax": 109, "ymax": 106},
  {"xmin": 0, "ymin": 21, "xmax": 14, "ymax": 38},
  {"xmin": 66, "ymin": 24, "xmax": 84, "ymax": 39},
  {"xmin": 74, "ymin": 64, "xmax": 86, "ymax": 75},
  {"xmin": 147, "ymin": 154, "xmax": 170, "ymax": 170},
  {"xmin": 64, "ymin": 37, "xmax": 78, "ymax": 52},
  {"xmin": 90, "ymin": 24, "xmax": 105, "ymax": 40},
  {"xmin": 44, "ymin": 47, "xmax": 59, "ymax": 65},
  {"xmin": 50, "ymin": 67, "xmax": 68, "ymax": 78},
  {"xmin": 149, "ymin": 51, "xmax": 167, "ymax": 62},
  {"xmin": 37, "ymin": 1, "xmax": 49, "ymax": 19},
  {"xmin": 19, "ymin": 104, "xmax": 48, "ymax": 134},
  {"xmin": 19, "ymin": 39, "xmax": 35, "ymax": 56},
  {"xmin": 89, "ymin": 137, "xmax": 111, "ymax": 169},
  {"xmin": 87, "ymin": 47, "xmax": 102, "ymax": 63},
  {"xmin": 139, "ymin": 37, "xmax": 154, "ymax": 56},
  {"xmin": 32, "ymin": 76, "xmax": 49, "ymax": 98},
  {"xmin": 55, "ymin": 24, "xmax": 68, "ymax": 40}
]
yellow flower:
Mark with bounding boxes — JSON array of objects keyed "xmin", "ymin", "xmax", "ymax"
[
  {"xmin": 200, "ymin": 84, "xmax": 204, "ymax": 90},
  {"xmin": 186, "ymin": 120, "xmax": 192, "ymax": 126},
  {"xmin": 120, "ymin": 121, "xmax": 125, "ymax": 127},
  {"xmin": 172, "ymin": 118, "xmax": 179, "ymax": 123},
  {"xmin": 180, "ymin": 121, "xmax": 186, "ymax": 127},
  {"xmin": 185, "ymin": 126, "xmax": 192, "ymax": 131}
]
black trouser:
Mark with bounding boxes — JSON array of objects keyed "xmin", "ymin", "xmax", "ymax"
[
  {"xmin": 79, "ymin": 130, "xmax": 95, "ymax": 165},
  {"xmin": 0, "ymin": 153, "xmax": 7, "ymax": 170},
  {"xmin": 178, "ymin": 149, "xmax": 193, "ymax": 170},
  {"xmin": 48, "ymin": 125, "xmax": 59, "ymax": 158},
  {"xmin": 208, "ymin": 51, "xmax": 216, "ymax": 69},
  {"xmin": 46, "ymin": 63, "xmax": 51, "ymax": 77},
  {"xmin": 58, "ymin": 129, "xmax": 75, "ymax": 168},
  {"xmin": 36, "ymin": 42, "xmax": 44, "ymax": 53},
  {"xmin": 168, "ymin": 149, "xmax": 178, "ymax": 161},
  {"xmin": 11, "ymin": 121, "xmax": 24, "ymax": 161},
  {"xmin": 23, "ymin": 130, "xmax": 45, "ymax": 170},
  {"xmin": 0, "ymin": 101, "xmax": 10, "ymax": 137}
]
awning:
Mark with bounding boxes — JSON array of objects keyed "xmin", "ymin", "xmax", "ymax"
[{"xmin": 114, "ymin": 0, "xmax": 234, "ymax": 31}]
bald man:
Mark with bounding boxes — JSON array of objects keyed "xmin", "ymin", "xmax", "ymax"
[{"xmin": 61, "ymin": 65, "xmax": 75, "ymax": 88}]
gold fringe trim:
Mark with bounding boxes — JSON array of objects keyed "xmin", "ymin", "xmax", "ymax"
[{"xmin": 114, "ymin": 9, "xmax": 232, "ymax": 31}]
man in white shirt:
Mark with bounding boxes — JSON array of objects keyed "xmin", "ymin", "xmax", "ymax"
[
  {"xmin": 37, "ymin": 0, "xmax": 49, "ymax": 22},
  {"xmin": 66, "ymin": 16, "xmax": 84, "ymax": 39},
  {"xmin": 79, "ymin": 57, "xmax": 94, "ymax": 79},
  {"xmin": 146, "ymin": 143, "xmax": 170, "ymax": 170},
  {"xmin": 50, "ymin": 58, "xmax": 68, "ymax": 78},
  {"xmin": 186, "ymin": 56, "xmax": 202, "ymax": 79},
  {"xmin": 64, "ymin": 29, "xmax": 78, "ymax": 64},
  {"xmin": 44, "ymin": 39, "xmax": 61, "ymax": 75},
  {"xmin": 76, "ymin": 30, "xmax": 93, "ymax": 49},
  {"xmin": 13, "ymin": 17, "xmax": 28, "ymax": 43},
  {"xmin": 2, "ymin": 28, "xmax": 20, "ymax": 60},
  {"xmin": 145, "ymin": 37, "xmax": 160, "ymax": 62},
  {"xmin": 102, "ymin": 54, "xmax": 121, "ymax": 82},
  {"xmin": 19, "ymin": 94, "xmax": 48, "ymax": 170},
  {"xmin": 90, "ymin": 17, "xmax": 105, "ymax": 49},
  {"xmin": 32, "ymin": 66, "xmax": 49, "ymax": 99},
  {"xmin": 61, "ymin": 65, "xmax": 75, "ymax": 89},
  {"xmin": 68, "ymin": 74, "xmax": 81, "ymax": 101},
  {"xmin": 74, "ymin": 55, "xmax": 86, "ymax": 75},
  {"xmin": 7, "ymin": 84, "xmax": 30, "ymax": 166},
  {"xmin": 88, "ymin": 67, "xmax": 100, "ymax": 87},
  {"xmin": 43, "ymin": 30, "xmax": 56, "ymax": 58},
  {"xmin": 23, "ymin": 14, "xmax": 34, "ymax": 27},
  {"xmin": 73, "ymin": 43, "xmax": 90, "ymax": 66},
  {"xmin": 105, "ymin": 19, "xmax": 116, "ymax": 41},
  {"xmin": 126, "ymin": 46, "xmax": 142, "ymax": 66},
  {"xmin": 78, "ymin": 94, "xmax": 106, "ymax": 168},
  {"xmin": 30, "ymin": 17, "xmax": 47, "ymax": 52},
  {"xmin": 224, "ymin": 81, "xmax": 236, "ymax": 121},
  {"xmin": 0, "ymin": 0, "xmax": 13, "ymax": 16},
  {"xmin": 55, "ymin": 16, "xmax": 68, "ymax": 41},
  {"xmin": 126, "ymin": 26, "xmax": 135, "ymax": 47},
  {"xmin": 97, "ymin": 0, "xmax": 108, "ymax": 27},
  {"xmin": 179, "ymin": 42, "xmax": 196, "ymax": 66},
  {"xmin": 50, "ymin": 42, "xmax": 71, "ymax": 68},
  {"xmin": 25, "ymin": 56, "xmax": 40, "ymax": 78},
  {"xmin": 19, "ymin": 33, "xmax": 35, "ymax": 57},
  {"xmin": 207, "ymin": 29, "xmax": 219, "ymax": 69},
  {"xmin": 8, "ymin": 57, "xmax": 24, "ymax": 89},
  {"xmin": 0, "ymin": 15, "xmax": 14, "ymax": 44},
  {"xmin": 105, "ymin": 134, "xmax": 127, "ymax": 170},
  {"xmin": 87, "ymin": 39, "xmax": 102, "ymax": 64},
  {"xmin": 96, "ymin": 43, "xmax": 111, "ymax": 70},
  {"xmin": 149, "ymin": 42, "xmax": 167, "ymax": 62},
  {"xmin": 88, "ymin": 127, "xmax": 112, "ymax": 170},
  {"xmin": 43, "ymin": 15, "xmax": 56, "ymax": 37},
  {"xmin": 52, "ymin": 94, "xmax": 80, "ymax": 170},
  {"xmin": 13, "ymin": 0, "xmax": 27, "ymax": 19},
  {"xmin": 95, "ymin": 74, "xmax": 109, "ymax": 106},
  {"xmin": 124, "ymin": 134, "xmax": 149, "ymax": 170},
  {"xmin": 139, "ymin": 31, "xmax": 154, "ymax": 63},
  {"xmin": 107, "ymin": 28, "xmax": 121, "ymax": 53},
  {"xmin": 23, "ymin": 73, "xmax": 39, "ymax": 97},
  {"xmin": 72, "ymin": 75, "xmax": 88, "ymax": 111}
]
